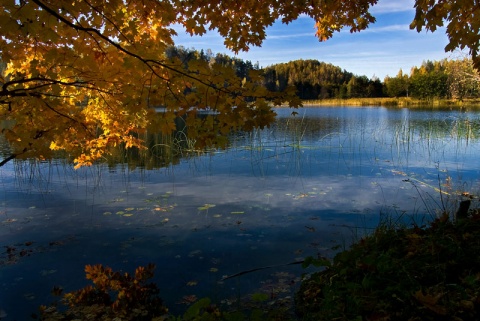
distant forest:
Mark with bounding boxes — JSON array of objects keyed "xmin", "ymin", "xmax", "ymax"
[{"xmin": 168, "ymin": 46, "xmax": 480, "ymax": 101}]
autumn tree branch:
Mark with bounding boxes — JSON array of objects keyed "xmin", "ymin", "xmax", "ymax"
[{"xmin": 30, "ymin": 0, "xmax": 236, "ymax": 97}]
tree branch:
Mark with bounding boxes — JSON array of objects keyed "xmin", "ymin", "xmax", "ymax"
[
  {"xmin": 1, "ymin": 77, "xmax": 116, "ymax": 98},
  {"xmin": 0, "ymin": 153, "xmax": 17, "ymax": 167},
  {"xmin": 30, "ymin": 0, "xmax": 237, "ymax": 97},
  {"xmin": 42, "ymin": 100, "xmax": 91, "ymax": 133}
]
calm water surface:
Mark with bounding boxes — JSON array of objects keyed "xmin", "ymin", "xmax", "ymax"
[{"xmin": 1, "ymin": 106, "xmax": 479, "ymax": 319}]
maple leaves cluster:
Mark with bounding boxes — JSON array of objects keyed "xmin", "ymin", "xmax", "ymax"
[
  {"xmin": 0, "ymin": 0, "xmax": 478, "ymax": 168},
  {"xmin": 411, "ymin": 0, "xmax": 480, "ymax": 70}
]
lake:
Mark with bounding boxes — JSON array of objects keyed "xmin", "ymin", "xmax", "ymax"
[{"xmin": 1, "ymin": 106, "xmax": 479, "ymax": 320}]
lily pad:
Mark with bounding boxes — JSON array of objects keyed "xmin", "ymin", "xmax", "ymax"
[{"xmin": 198, "ymin": 204, "xmax": 216, "ymax": 211}]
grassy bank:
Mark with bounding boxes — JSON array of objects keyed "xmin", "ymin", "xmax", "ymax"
[
  {"xmin": 302, "ymin": 97, "xmax": 480, "ymax": 108},
  {"xmin": 296, "ymin": 210, "xmax": 480, "ymax": 321}
]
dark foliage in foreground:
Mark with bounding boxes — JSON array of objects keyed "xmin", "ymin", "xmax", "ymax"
[
  {"xmin": 39, "ymin": 263, "xmax": 168, "ymax": 321},
  {"xmin": 296, "ymin": 210, "xmax": 480, "ymax": 321}
]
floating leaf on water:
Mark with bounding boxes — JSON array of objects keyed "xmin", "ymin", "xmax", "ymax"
[
  {"xmin": 103, "ymin": 211, "xmax": 112, "ymax": 215},
  {"xmin": 212, "ymin": 214, "xmax": 222, "ymax": 218},
  {"xmin": 251, "ymin": 293, "xmax": 269, "ymax": 302},
  {"xmin": 116, "ymin": 211, "xmax": 125, "ymax": 215},
  {"xmin": 264, "ymin": 193, "xmax": 273, "ymax": 198},
  {"xmin": 29, "ymin": 206, "xmax": 36, "ymax": 209},
  {"xmin": 24, "ymin": 293, "xmax": 35, "ymax": 300},
  {"xmin": 40, "ymin": 269, "xmax": 57, "ymax": 276},
  {"xmin": 123, "ymin": 213, "xmax": 133, "ymax": 217},
  {"xmin": 209, "ymin": 267, "xmax": 218, "ymax": 272},
  {"xmin": 231, "ymin": 211, "xmax": 244, "ymax": 215},
  {"xmin": 125, "ymin": 207, "xmax": 135, "ymax": 211},
  {"xmin": 181, "ymin": 295, "xmax": 198, "ymax": 304},
  {"xmin": 146, "ymin": 193, "xmax": 154, "ymax": 196},
  {"xmin": 188, "ymin": 250, "xmax": 202, "ymax": 257},
  {"xmin": 186, "ymin": 280, "xmax": 198, "ymax": 286},
  {"xmin": 198, "ymin": 204, "xmax": 216, "ymax": 211},
  {"xmin": 294, "ymin": 193, "xmax": 309, "ymax": 200}
]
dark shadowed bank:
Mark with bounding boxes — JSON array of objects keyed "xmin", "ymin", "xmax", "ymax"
[{"xmin": 296, "ymin": 207, "xmax": 480, "ymax": 321}]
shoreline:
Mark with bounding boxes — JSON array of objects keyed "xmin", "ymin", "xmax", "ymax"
[{"xmin": 298, "ymin": 97, "xmax": 480, "ymax": 108}]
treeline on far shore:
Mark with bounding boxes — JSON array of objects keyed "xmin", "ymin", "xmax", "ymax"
[
  {"xmin": 264, "ymin": 59, "xmax": 480, "ymax": 101},
  {"xmin": 167, "ymin": 46, "xmax": 480, "ymax": 103}
]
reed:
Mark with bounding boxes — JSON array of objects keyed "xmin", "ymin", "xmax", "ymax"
[{"xmin": 300, "ymin": 97, "xmax": 480, "ymax": 108}]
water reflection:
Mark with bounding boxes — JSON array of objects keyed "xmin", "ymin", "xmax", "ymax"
[{"xmin": 1, "ymin": 106, "xmax": 479, "ymax": 320}]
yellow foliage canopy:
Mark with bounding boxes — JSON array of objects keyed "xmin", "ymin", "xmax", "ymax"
[{"xmin": 0, "ymin": 0, "xmax": 477, "ymax": 168}]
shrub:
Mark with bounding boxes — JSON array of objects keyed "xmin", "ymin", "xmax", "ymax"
[{"xmin": 40, "ymin": 263, "xmax": 168, "ymax": 321}]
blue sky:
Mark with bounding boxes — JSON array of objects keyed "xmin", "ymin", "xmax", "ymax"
[{"xmin": 173, "ymin": 0, "xmax": 454, "ymax": 80}]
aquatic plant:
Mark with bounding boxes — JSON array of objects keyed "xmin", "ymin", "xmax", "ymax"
[{"xmin": 39, "ymin": 264, "xmax": 167, "ymax": 321}]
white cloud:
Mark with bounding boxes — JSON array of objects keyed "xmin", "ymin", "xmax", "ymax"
[
  {"xmin": 267, "ymin": 32, "xmax": 315, "ymax": 40},
  {"xmin": 365, "ymin": 24, "xmax": 411, "ymax": 33},
  {"xmin": 370, "ymin": 0, "xmax": 415, "ymax": 14}
]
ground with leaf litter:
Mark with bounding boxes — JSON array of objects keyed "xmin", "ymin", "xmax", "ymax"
[{"xmin": 296, "ymin": 210, "xmax": 480, "ymax": 321}]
